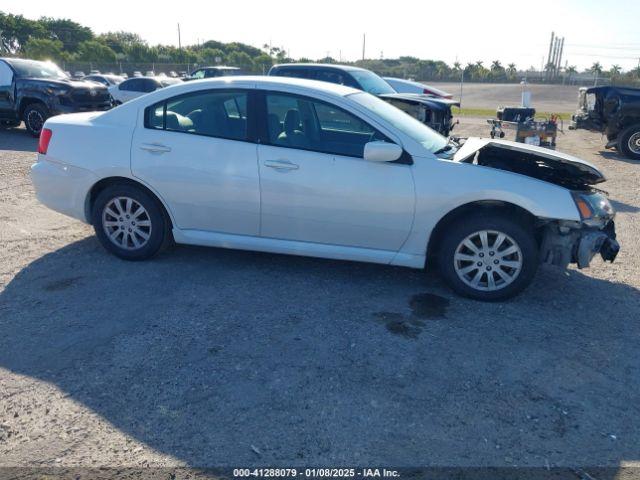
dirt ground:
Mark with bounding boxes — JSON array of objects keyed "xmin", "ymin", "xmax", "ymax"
[
  {"xmin": 432, "ymin": 82, "xmax": 581, "ymax": 113},
  {"xmin": 0, "ymin": 116, "xmax": 639, "ymax": 472}
]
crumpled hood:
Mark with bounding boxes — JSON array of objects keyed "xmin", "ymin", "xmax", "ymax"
[
  {"xmin": 22, "ymin": 78, "xmax": 108, "ymax": 92},
  {"xmin": 453, "ymin": 137, "xmax": 606, "ymax": 186}
]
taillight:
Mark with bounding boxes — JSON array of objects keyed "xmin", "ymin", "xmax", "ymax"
[{"xmin": 38, "ymin": 128, "xmax": 52, "ymax": 154}]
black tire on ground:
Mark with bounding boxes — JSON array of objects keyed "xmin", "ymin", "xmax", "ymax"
[
  {"xmin": 92, "ymin": 184, "xmax": 168, "ymax": 261},
  {"xmin": 23, "ymin": 103, "xmax": 49, "ymax": 137},
  {"xmin": 617, "ymin": 124, "xmax": 640, "ymax": 161},
  {"xmin": 437, "ymin": 214, "xmax": 539, "ymax": 301}
]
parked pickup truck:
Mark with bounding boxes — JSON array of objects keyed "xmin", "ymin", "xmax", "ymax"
[
  {"xmin": 569, "ymin": 86, "xmax": 640, "ymax": 160},
  {"xmin": 0, "ymin": 58, "xmax": 112, "ymax": 136}
]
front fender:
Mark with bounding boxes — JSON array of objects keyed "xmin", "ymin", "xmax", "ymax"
[{"xmin": 400, "ymin": 157, "xmax": 580, "ymax": 257}]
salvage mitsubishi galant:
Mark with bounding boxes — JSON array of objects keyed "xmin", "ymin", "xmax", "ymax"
[{"xmin": 31, "ymin": 77, "xmax": 620, "ymax": 300}]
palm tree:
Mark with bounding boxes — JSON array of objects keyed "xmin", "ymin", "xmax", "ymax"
[
  {"xmin": 565, "ymin": 65, "xmax": 577, "ymax": 84},
  {"xmin": 590, "ymin": 62, "xmax": 603, "ymax": 75},
  {"xmin": 436, "ymin": 63, "xmax": 449, "ymax": 79},
  {"xmin": 453, "ymin": 61, "xmax": 461, "ymax": 71},
  {"xmin": 507, "ymin": 63, "xmax": 517, "ymax": 75},
  {"xmin": 473, "ymin": 60, "xmax": 487, "ymax": 81},
  {"xmin": 609, "ymin": 64, "xmax": 622, "ymax": 85},
  {"xmin": 590, "ymin": 62, "xmax": 603, "ymax": 86},
  {"xmin": 491, "ymin": 60, "xmax": 502, "ymax": 71}
]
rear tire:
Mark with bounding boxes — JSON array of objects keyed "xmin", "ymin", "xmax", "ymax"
[
  {"xmin": 92, "ymin": 184, "xmax": 167, "ymax": 261},
  {"xmin": 617, "ymin": 124, "xmax": 640, "ymax": 161},
  {"xmin": 437, "ymin": 214, "xmax": 539, "ymax": 301},
  {"xmin": 23, "ymin": 103, "xmax": 49, "ymax": 137}
]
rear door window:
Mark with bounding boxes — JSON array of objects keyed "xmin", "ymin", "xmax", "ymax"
[
  {"xmin": 315, "ymin": 69, "xmax": 348, "ymax": 86},
  {"xmin": 141, "ymin": 79, "xmax": 158, "ymax": 93},
  {"xmin": 274, "ymin": 68, "xmax": 310, "ymax": 79},
  {"xmin": 145, "ymin": 90, "xmax": 249, "ymax": 141}
]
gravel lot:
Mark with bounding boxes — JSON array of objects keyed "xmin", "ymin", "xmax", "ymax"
[
  {"xmin": 1, "ymin": 117, "xmax": 639, "ymax": 470},
  {"xmin": 430, "ymin": 82, "xmax": 581, "ymax": 113}
]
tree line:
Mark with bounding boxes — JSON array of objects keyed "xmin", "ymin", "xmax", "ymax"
[{"xmin": 2, "ymin": 11, "xmax": 639, "ymax": 85}]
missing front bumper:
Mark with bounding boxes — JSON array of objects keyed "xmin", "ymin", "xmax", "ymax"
[{"xmin": 540, "ymin": 220, "xmax": 619, "ymax": 269}]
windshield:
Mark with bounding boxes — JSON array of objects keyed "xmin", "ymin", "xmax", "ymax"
[
  {"xmin": 349, "ymin": 70, "xmax": 396, "ymax": 95},
  {"xmin": 6, "ymin": 59, "xmax": 68, "ymax": 80},
  {"xmin": 349, "ymin": 92, "xmax": 448, "ymax": 154}
]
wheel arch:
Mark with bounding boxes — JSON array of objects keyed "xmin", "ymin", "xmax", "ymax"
[
  {"xmin": 19, "ymin": 97, "xmax": 48, "ymax": 117},
  {"xmin": 425, "ymin": 200, "xmax": 539, "ymax": 266},
  {"xmin": 85, "ymin": 176, "xmax": 174, "ymax": 229}
]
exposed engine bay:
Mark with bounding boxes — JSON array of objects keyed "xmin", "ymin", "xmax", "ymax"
[
  {"xmin": 452, "ymin": 137, "xmax": 605, "ymax": 189},
  {"xmin": 446, "ymin": 137, "xmax": 619, "ymax": 268},
  {"xmin": 470, "ymin": 144, "xmax": 600, "ymax": 189}
]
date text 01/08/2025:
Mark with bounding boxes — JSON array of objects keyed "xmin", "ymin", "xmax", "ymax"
[{"xmin": 233, "ymin": 468, "xmax": 400, "ymax": 478}]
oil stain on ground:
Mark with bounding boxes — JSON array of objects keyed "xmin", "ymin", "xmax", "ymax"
[
  {"xmin": 43, "ymin": 276, "xmax": 82, "ymax": 292},
  {"xmin": 373, "ymin": 292, "xmax": 449, "ymax": 340}
]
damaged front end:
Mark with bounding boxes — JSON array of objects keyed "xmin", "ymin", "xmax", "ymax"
[
  {"xmin": 541, "ymin": 190, "xmax": 619, "ymax": 268},
  {"xmin": 569, "ymin": 86, "xmax": 640, "ymax": 141},
  {"xmin": 380, "ymin": 93, "xmax": 459, "ymax": 136},
  {"xmin": 450, "ymin": 138, "xmax": 620, "ymax": 269},
  {"xmin": 540, "ymin": 218, "xmax": 619, "ymax": 270}
]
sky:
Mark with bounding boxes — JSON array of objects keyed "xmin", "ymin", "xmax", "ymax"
[{"xmin": 4, "ymin": 0, "xmax": 640, "ymax": 71}]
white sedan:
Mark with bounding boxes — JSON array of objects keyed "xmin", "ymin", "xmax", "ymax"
[{"xmin": 31, "ymin": 77, "xmax": 619, "ymax": 300}]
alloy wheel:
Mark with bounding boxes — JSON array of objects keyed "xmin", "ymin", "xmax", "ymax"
[
  {"xmin": 102, "ymin": 196, "xmax": 152, "ymax": 250},
  {"xmin": 628, "ymin": 132, "xmax": 640, "ymax": 155},
  {"xmin": 453, "ymin": 230, "xmax": 523, "ymax": 292},
  {"xmin": 27, "ymin": 110, "xmax": 44, "ymax": 134}
]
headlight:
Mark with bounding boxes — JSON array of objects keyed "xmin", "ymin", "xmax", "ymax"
[
  {"xmin": 572, "ymin": 191, "xmax": 615, "ymax": 226},
  {"xmin": 45, "ymin": 84, "xmax": 70, "ymax": 95}
]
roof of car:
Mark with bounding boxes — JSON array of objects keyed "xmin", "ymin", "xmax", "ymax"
[
  {"xmin": 271, "ymin": 63, "xmax": 368, "ymax": 72},
  {"xmin": 198, "ymin": 66, "xmax": 241, "ymax": 70},
  {"xmin": 145, "ymin": 75, "xmax": 361, "ymax": 98},
  {"xmin": 123, "ymin": 76, "xmax": 160, "ymax": 82}
]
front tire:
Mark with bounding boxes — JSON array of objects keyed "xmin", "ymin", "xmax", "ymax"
[
  {"xmin": 617, "ymin": 124, "xmax": 640, "ymax": 160},
  {"xmin": 438, "ymin": 215, "xmax": 539, "ymax": 301},
  {"xmin": 23, "ymin": 103, "xmax": 49, "ymax": 137},
  {"xmin": 92, "ymin": 184, "xmax": 167, "ymax": 261}
]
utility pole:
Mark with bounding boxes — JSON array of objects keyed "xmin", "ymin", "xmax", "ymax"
[
  {"xmin": 362, "ymin": 33, "xmax": 366, "ymax": 61},
  {"xmin": 177, "ymin": 23, "xmax": 182, "ymax": 50}
]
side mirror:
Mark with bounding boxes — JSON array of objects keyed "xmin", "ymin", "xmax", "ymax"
[{"xmin": 363, "ymin": 141, "xmax": 403, "ymax": 162}]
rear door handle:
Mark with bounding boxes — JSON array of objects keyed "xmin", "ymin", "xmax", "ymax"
[
  {"xmin": 264, "ymin": 160, "xmax": 299, "ymax": 170},
  {"xmin": 140, "ymin": 143, "xmax": 172, "ymax": 154}
]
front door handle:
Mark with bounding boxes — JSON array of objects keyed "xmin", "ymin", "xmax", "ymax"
[
  {"xmin": 140, "ymin": 143, "xmax": 172, "ymax": 154},
  {"xmin": 264, "ymin": 160, "xmax": 299, "ymax": 170}
]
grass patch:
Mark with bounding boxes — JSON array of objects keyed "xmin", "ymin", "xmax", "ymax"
[{"xmin": 453, "ymin": 107, "xmax": 572, "ymax": 121}]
